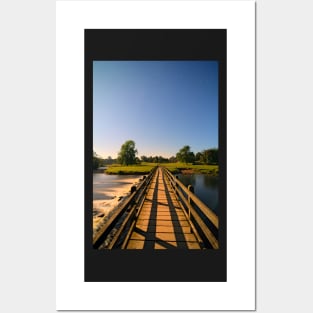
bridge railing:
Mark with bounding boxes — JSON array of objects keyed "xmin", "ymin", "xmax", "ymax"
[
  {"xmin": 93, "ymin": 166, "xmax": 157, "ymax": 249},
  {"xmin": 163, "ymin": 167, "xmax": 219, "ymax": 249}
]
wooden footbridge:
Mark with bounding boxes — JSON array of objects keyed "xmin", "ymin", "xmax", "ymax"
[{"xmin": 93, "ymin": 166, "xmax": 219, "ymax": 250}]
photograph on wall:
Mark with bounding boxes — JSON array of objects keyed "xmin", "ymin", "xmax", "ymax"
[{"xmin": 85, "ymin": 29, "xmax": 227, "ymax": 282}]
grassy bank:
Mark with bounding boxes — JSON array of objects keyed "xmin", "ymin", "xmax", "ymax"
[
  {"xmin": 105, "ymin": 162, "xmax": 218, "ymax": 175},
  {"xmin": 105, "ymin": 163, "xmax": 155, "ymax": 175},
  {"xmin": 162, "ymin": 163, "xmax": 219, "ymax": 175}
]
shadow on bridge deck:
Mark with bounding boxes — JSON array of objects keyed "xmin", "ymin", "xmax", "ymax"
[{"xmin": 126, "ymin": 167, "xmax": 201, "ymax": 249}]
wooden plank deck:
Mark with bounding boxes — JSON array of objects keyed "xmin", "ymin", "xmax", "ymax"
[{"xmin": 126, "ymin": 167, "xmax": 201, "ymax": 249}]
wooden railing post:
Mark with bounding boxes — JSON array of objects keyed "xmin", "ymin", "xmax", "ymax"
[
  {"xmin": 175, "ymin": 175, "xmax": 179, "ymax": 195},
  {"xmin": 187, "ymin": 185, "xmax": 194, "ymax": 220}
]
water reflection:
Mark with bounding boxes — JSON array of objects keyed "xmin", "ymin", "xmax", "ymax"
[
  {"xmin": 177, "ymin": 174, "xmax": 219, "ymax": 213},
  {"xmin": 203, "ymin": 174, "xmax": 219, "ymax": 188}
]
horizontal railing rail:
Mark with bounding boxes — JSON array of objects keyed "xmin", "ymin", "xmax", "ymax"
[
  {"xmin": 163, "ymin": 167, "xmax": 219, "ymax": 249},
  {"xmin": 93, "ymin": 166, "xmax": 157, "ymax": 249}
]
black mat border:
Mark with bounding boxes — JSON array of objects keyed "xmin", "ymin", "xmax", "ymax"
[{"xmin": 84, "ymin": 29, "xmax": 227, "ymax": 282}]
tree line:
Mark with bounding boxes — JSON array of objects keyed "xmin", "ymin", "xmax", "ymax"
[
  {"xmin": 176, "ymin": 145, "xmax": 218, "ymax": 165},
  {"xmin": 93, "ymin": 140, "xmax": 218, "ymax": 169}
]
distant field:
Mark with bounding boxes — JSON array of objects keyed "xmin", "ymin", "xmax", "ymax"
[
  {"xmin": 162, "ymin": 163, "xmax": 219, "ymax": 175},
  {"xmin": 105, "ymin": 163, "xmax": 155, "ymax": 175},
  {"xmin": 105, "ymin": 162, "xmax": 219, "ymax": 175}
]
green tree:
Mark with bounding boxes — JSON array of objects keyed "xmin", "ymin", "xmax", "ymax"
[
  {"xmin": 195, "ymin": 152, "xmax": 203, "ymax": 163},
  {"xmin": 201, "ymin": 148, "xmax": 218, "ymax": 164},
  {"xmin": 93, "ymin": 151, "xmax": 101, "ymax": 169},
  {"xmin": 117, "ymin": 140, "xmax": 138, "ymax": 165},
  {"xmin": 141, "ymin": 155, "xmax": 148, "ymax": 162},
  {"xmin": 207, "ymin": 148, "xmax": 218, "ymax": 164},
  {"xmin": 169, "ymin": 156, "xmax": 177, "ymax": 163},
  {"xmin": 176, "ymin": 145, "xmax": 195, "ymax": 164}
]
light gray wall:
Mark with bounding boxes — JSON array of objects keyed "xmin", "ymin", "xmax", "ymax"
[{"xmin": 1, "ymin": 0, "xmax": 312, "ymax": 312}]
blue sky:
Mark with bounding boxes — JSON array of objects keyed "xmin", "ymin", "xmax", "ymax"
[{"xmin": 93, "ymin": 61, "xmax": 218, "ymax": 159}]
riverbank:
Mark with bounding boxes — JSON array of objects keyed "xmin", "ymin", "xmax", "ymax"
[
  {"xmin": 165, "ymin": 163, "xmax": 219, "ymax": 175},
  {"xmin": 104, "ymin": 163, "xmax": 219, "ymax": 176},
  {"xmin": 105, "ymin": 164, "xmax": 155, "ymax": 175}
]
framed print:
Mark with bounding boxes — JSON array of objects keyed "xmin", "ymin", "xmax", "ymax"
[
  {"xmin": 56, "ymin": 0, "xmax": 255, "ymax": 310},
  {"xmin": 85, "ymin": 29, "xmax": 226, "ymax": 283}
]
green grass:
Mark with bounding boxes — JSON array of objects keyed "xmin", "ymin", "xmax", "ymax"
[
  {"xmin": 105, "ymin": 163, "xmax": 156, "ymax": 175},
  {"xmin": 162, "ymin": 163, "xmax": 219, "ymax": 175},
  {"xmin": 105, "ymin": 162, "xmax": 219, "ymax": 175}
]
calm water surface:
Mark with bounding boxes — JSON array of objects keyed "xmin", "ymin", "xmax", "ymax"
[
  {"xmin": 177, "ymin": 174, "xmax": 219, "ymax": 213},
  {"xmin": 93, "ymin": 172, "xmax": 218, "ymax": 219}
]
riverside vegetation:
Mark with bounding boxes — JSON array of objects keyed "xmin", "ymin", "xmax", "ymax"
[
  {"xmin": 94, "ymin": 140, "xmax": 219, "ymax": 176},
  {"xmin": 105, "ymin": 162, "xmax": 219, "ymax": 176}
]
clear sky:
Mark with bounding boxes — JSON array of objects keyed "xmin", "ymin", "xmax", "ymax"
[{"xmin": 93, "ymin": 61, "xmax": 218, "ymax": 159}]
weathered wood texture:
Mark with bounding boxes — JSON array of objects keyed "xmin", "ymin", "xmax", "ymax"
[
  {"xmin": 126, "ymin": 167, "xmax": 201, "ymax": 249},
  {"xmin": 163, "ymin": 167, "xmax": 219, "ymax": 249}
]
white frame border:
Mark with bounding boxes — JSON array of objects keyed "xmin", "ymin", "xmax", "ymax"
[{"xmin": 56, "ymin": 1, "xmax": 255, "ymax": 310}]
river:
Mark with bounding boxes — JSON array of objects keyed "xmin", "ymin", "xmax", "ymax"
[
  {"xmin": 93, "ymin": 173, "xmax": 143, "ymax": 233},
  {"xmin": 93, "ymin": 172, "xmax": 219, "ymax": 234},
  {"xmin": 177, "ymin": 173, "xmax": 219, "ymax": 213}
]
